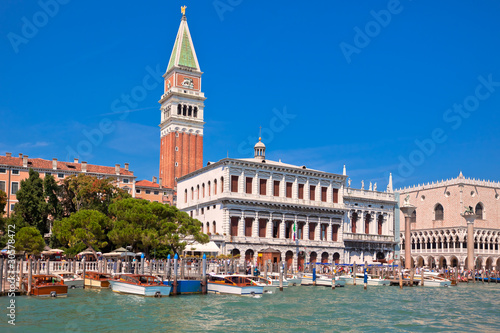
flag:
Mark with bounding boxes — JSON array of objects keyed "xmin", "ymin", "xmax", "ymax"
[{"xmin": 293, "ymin": 223, "xmax": 296, "ymax": 241}]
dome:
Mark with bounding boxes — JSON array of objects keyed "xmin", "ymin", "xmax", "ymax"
[
  {"xmin": 254, "ymin": 138, "xmax": 266, "ymax": 149},
  {"xmin": 254, "ymin": 137, "xmax": 266, "ymax": 160}
]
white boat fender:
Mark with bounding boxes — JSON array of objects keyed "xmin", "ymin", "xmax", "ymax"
[
  {"xmin": 50, "ymin": 291, "xmax": 57, "ymax": 297},
  {"xmin": 154, "ymin": 291, "xmax": 162, "ymax": 298},
  {"xmin": 71, "ymin": 285, "xmax": 76, "ymax": 289}
]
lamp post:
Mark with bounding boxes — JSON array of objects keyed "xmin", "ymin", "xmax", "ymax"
[{"xmin": 400, "ymin": 196, "xmax": 416, "ymax": 270}]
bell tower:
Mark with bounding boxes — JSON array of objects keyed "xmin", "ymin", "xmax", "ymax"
[{"xmin": 159, "ymin": 8, "xmax": 205, "ymax": 190}]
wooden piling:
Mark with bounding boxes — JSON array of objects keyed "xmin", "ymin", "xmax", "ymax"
[
  {"xmin": 421, "ymin": 269, "xmax": 424, "ymax": 287},
  {"xmin": 279, "ymin": 261, "xmax": 284, "ymax": 292},
  {"xmin": 398, "ymin": 261, "xmax": 403, "ymax": 289},
  {"xmin": 0, "ymin": 258, "xmax": 3, "ymax": 294},
  {"xmin": 173, "ymin": 255, "xmax": 178, "ymax": 296},
  {"xmin": 27, "ymin": 258, "xmax": 32, "ymax": 296},
  {"xmin": 364, "ymin": 261, "xmax": 367, "ymax": 290},
  {"xmin": 19, "ymin": 260, "xmax": 24, "ymax": 290},
  {"xmin": 180, "ymin": 258, "xmax": 185, "ymax": 279},
  {"xmin": 353, "ymin": 262, "xmax": 357, "ymax": 286},
  {"xmin": 82, "ymin": 260, "xmax": 86, "ymax": 289},
  {"xmin": 264, "ymin": 260, "xmax": 268, "ymax": 279},
  {"xmin": 410, "ymin": 268, "xmax": 414, "ymax": 287}
]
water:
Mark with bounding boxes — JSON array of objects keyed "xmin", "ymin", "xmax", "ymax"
[{"xmin": 1, "ymin": 284, "xmax": 499, "ymax": 332}]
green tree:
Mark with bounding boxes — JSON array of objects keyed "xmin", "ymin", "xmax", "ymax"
[
  {"xmin": 108, "ymin": 198, "xmax": 208, "ymax": 257},
  {"xmin": 44, "ymin": 174, "xmax": 63, "ymax": 220},
  {"xmin": 15, "ymin": 227, "xmax": 45, "ymax": 255},
  {"xmin": 14, "ymin": 169, "xmax": 49, "ymax": 234},
  {"xmin": 0, "ymin": 189, "xmax": 6, "ymax": 215},
  {"xmin": 53, "ymin": 209, "xmax": 110, "ymax": 260},
  {"xmin": 59, "ymin": 174, "xmax": 130, "ymax": 216}
]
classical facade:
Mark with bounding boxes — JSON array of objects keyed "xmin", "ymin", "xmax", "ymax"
[
  {"xmin": 159, "ymin": 11, "xmax": 205, "ymax": 190},
  {"xmin": 177, "ymin": 140, "xmax": 397, "ymax": 269},
  {"xmin": 0, "ymin": 153, "xmax": 135, "ymax": 217},
  {"xmin": 398, "ymin": 172, "xmax": 500, "ymax": 270}
]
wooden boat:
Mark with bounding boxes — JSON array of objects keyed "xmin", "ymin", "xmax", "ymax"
[
  {"xmin": 109, "ymin": 274, "xmax": 171, "ymax": 297},
  {"xmin": 55, "ymin": 271, "xmax": 84, "ymax": 289},
  {"xmin": 412, "ymin": 274, "xmax": 453, "ymax": 287},
  {"xmin": 84, "ymin": 271, "xmax": 111, "ymax": 288},
  {"xmin": 22, "ymin": 274, "xmax": 68, "ymax": 297},
  {"xmin": 339, "ymin": 273, "xmax": 390, "ymax": 286},
  {"xmin": 162, "ymin": 279, "xmax": 203, "ymax": 294},
  {"xmin": 301, "ymin": 273, "xmax": 345, "ymax": 287},
  {"xmin": 242, "ymin": 275, "xmax": 277, "ymax": 293},
  {"xmin": 262, "ymin": 273, "xmax": 289, "ymax": 287},
  {"xmin": 208, "ymin": 274, "xmax": 264, "ymax": 296}
]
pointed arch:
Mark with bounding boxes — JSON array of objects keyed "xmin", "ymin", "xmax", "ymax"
[
  {"xmin": 434, "ymin": 203, "xmax": 444, "ymax": 220},
  {"xmin": 475, "ymin": 202, "xmax": 484, "ymax": 220}
]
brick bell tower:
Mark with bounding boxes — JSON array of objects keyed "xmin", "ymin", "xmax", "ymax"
[{"xmin": 159, "ymin": 8, "xmax": 205, "ymax": 190}]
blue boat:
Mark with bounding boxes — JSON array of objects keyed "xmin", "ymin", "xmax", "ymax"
[
  {"xmin": 474, "ymin": 276, "xmax": 500, "ymax": 283},
  {"xmin": 163, "ymin": 280, "xmax": 203, "ymax": 294}
]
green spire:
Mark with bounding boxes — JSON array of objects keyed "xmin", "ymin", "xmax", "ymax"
[{"xmin": 166, "ymin": 16, "xmax": 200, "ymax": 72}]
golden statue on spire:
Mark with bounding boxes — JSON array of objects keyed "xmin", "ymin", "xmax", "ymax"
[{"xmin": 181, "ymin": 6, "xmax": 187, "ymax": 15}]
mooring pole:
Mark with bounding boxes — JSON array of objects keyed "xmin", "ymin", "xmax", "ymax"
[
  {"xmin": 173, "ymin": 253, "xmax": 178, "ymax": 296},
  {"xmin": 27, "ymin": 258, "xmax": 32, "ymax": 296},
  {"xmin": 202, "ymin": 254, "xmax": 207, "ymax": 294}
]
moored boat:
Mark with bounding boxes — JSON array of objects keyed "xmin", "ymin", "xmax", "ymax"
[
  {"xmin": 109, "ymin": 274, "xmax": 171, "ymax": 297},
  {"xmin": 413, "ymin": 275, "xmax": 453, "ymax": 287},
  {"xmin": 208, "ymin": 274, "xmax": 264, "ymax": 296},
  {"xmin": 301, "ymin": 273, "xmax": 345, "ymax": 287},
  {"xmin": 286, "ymin": 275, "xmax": 302, "ymax": 286},
  {"xmin": 84, "ymin": 271, "xmax": 111, "ymax": 288},
  {"xmin": 262, "ymin": 273, "xmax": 289, "ymax": 287},
  {"xmin": 55, "ymin": 271, "xmax": 84, "ymax": 289},
  {"xmin": 22, "ymin": 274, "xmax": 68, "ymax": 297},
  {"xmin": 339, "ymin": 273, "xmax": 390, "ymax": 286},
  {"xmin": 244, "ymin": 275, "xmax": 277, "ymax": 293}
]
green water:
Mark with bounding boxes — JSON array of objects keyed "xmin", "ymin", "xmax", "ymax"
[{"xmin": 1, "ymin": 284, "xmax": 499, "ymax": 332}]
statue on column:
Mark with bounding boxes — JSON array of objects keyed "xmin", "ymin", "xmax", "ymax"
[
  {"xmin": 369, "ymin": 182, "xmax": 372, "ymax": 191},
  {"xmin": 361, "ymin": 180, "xmax": 364, "ymax": 190},
  {"xmin": 348, "ymin": 178, "xmax": 351, "ymax": 187},
  {"xmin": 373, "ymin": 182, "xmax": 377, "ymax": 192}
]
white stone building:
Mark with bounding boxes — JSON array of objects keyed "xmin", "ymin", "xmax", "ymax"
[{"xmin": 177, "ymin": 140, "xmax": 397, "ymax": 269}]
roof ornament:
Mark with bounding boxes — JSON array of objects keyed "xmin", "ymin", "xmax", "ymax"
[{"xmin": 181, "ymin": 5, "xmax": 187, "ymax": 15}]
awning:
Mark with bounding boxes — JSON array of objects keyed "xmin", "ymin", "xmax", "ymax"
[{"xmin": 184, "ymin": 241, "xmax": 221, "ymax": 253}]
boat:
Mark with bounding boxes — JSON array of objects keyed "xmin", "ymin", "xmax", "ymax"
[
  {"xmin": 22, "ymin": 274, "xmax": 68, "ymax": 297},
  {"xmin": 286, "ymin": 274, "xmax": 302, "ymax": 286},
  {"xmin": 55, "ymin": 271, "xmax": 84, "ymax": 289},
  {"xmin": 84, "ymin": 271, "xmax": 111, "ymax": 288},
  {"xmin": 339, "ymin": 273, "xmax": 390, "ymax": 286},
  {"xmin": 109, "ymin": 274, "xmax": 171, "ymax": 297},
  {"xmin": 244, "ymin": 275, "xmax": 277, "ymax": 293},
  {"xmin": 262, "ymin": 273, "xmax": 289, "ymax": 287},
  {"xmin": 413, "ymin": 275, "xmax": 453, "ymax": 287},
  {"xmin": 301, "ymin": 273, "xmax": 345, "ymax": 287},
  {"xmin": 207, "ymin": 274, "xmax": 264, "ymax": 296},
  {"xmin": 475, "ymin": 276, "xmax": 500, "ymax": 283},
  {"xmin": 162, "ymin": 279, "xmax": 203, "ymax": 294}
]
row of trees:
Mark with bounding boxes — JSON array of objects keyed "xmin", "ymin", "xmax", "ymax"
[{"xmin": 0, "ymin": 169, "xmax": 208, "ymax": 259}]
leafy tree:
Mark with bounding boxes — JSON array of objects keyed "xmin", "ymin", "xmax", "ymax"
[
  {"xmin": 44, "ymin": 174, "xmax": 63, "ymax": 220},
  {"xmin": 0, "ymin": 189, "xmax": 6, "ymax": 216},
  {"xmin": 13, "ymin": 169, "xmax": 49, "ymax": 234},
  {"xmin": 53, "ymin": 209, "xmax": 110, "ymax": 260},
  {"xmin": 108, "ymin": 198, "xmax": 208, "ymax": 257},
  {"xmin": 15, "ymin": 227, "xmax": 45, "ymax": 255},
  {"xmin": 59, "ymin": 174, "xmax": 130, "ymax": 216}
]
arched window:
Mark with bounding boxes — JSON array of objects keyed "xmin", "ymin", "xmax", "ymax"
[
  {"xmin": 191, "ymin": 187, "xmax": 194, "ymax": 200},
  {"xmin": 202, "ymin": 183, "xmax": 205, "ymax": 198},
  {"xmin": 184, "ymin": 189, "xmax": 187, "ymax": 203},
  {"xmin": 207, "ymin": 181, "xmax": 211, "ymax": 196},
  {"xmin": 351, "ymin": 212, "xmax": 358, "ymax": 234},
  {"xmin": 193, "ymin": 107, "xmax": 198, "ymax": 118},
  {"xmin": 410, "ymin": 210, "xmax": 416, "ymax": 223},
  {"xmin": 213, "ymin": 221, "xmax": 216, "ymax": 234},
  {"xmin": 475, "ymin": 203, "xmax": 483, "ymax": 219},
  {"xmin": 197, "ymin": 185, "xmax": 200, "ymax": 199},
  {"xmin": 206, "ymin": 222, "xmax": 210, "ymax": 234},
  {"xmin": 214, "ymin": 179, "xmax": 217, "ymax": 195},
  {"xmin": 435, "ymin": 204, "xmax": 444, "ymax": 220},
  {"xmin": 177, "ymin": 104, "xmax": 182, "ymax": 115},
  {"xmin": 183, "ymin": 105, "xmax": 187, "ymax": 116},
  {"xmin": 220, "ymin": 177, "xmax": 224, "ymax": 193},
  {"xmin": 188, "ymin": 105, "xmax": 192, "ymax": 117}
]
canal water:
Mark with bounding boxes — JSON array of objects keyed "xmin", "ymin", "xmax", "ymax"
[{"xmin": 1, "ymin": 283, "xmax": 499, "ymax": 332}]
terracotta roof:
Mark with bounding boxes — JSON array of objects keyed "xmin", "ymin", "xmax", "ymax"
[
  {"xmin": 0, "ymin": 155, "xmax": 134, "ymax": 176},
  {"xmin": 135, "ymin": 180, "xmax": 161, "ymax": 188}
]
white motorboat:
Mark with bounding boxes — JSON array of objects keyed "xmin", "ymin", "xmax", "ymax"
[
  {"xmin": 286, "ymin": 275, "xmax": 302, "ymax": 286},
  {"xmin": 262, "ymin": 273, "xmax": 289, "ymax": 287},
  {"xmin": 109, "ymin": 274, "xmax": 171, "ymax": 297},
  {"xmin": 339, "ymin": 273, "xmax": 390, "ymax": 286},
  {"xmin": 208, "ymin": 274, "xmax": 264, "ymax": 296},
  {"xmin": 301, "ymin": 273, "xmax": 345, "ymax": 287},
  {"xmin": 413, "ymin": 275, "xmax": 452, "ymax": 287},
  {"xmin": 55, "ymin": 271, "xmax": 84, "ymax": 289},
  {"xmin": 241, "ymin": 275, "xmax": 277, "ymax": 293}
]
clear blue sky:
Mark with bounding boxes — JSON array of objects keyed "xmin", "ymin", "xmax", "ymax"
[{"xmin": 1, "ymin": 0, "xmax": 499, "ymax": 190}]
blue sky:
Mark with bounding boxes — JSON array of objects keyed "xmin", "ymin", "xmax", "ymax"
[{"xmin": 1, "ymin": 0, "xmax": 499, "ymax": 190}]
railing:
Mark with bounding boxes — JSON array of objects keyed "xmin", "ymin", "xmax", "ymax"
[
  {"xmin": 343, "ymin": 233, "xmax": 394, "ymax": 243},
  {"xmin": 344, "ymin": 188, "xmax": 395, "ymax": 201}
]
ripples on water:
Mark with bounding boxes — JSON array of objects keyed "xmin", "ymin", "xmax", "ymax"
[{"xmin": 1, "ymin": 284, "xmax": 499, "ymax": 332}]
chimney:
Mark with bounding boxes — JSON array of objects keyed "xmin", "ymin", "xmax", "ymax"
[
  {"xmin": 124, "ymin": 163, "xmax": 129, "ymax": 171},
  {"xmin": 152, "ymin": 176, "xmax": 157, "ymax": 183},
  {"xmin": 6, "ymin": 152, "xmax": 11, "ymax": 157},
  {"xmin": 115, "ymin": 164, "xmax": 120, "ymax": 175},
  {"xmin": 52, "ymin": 158, "xmax": 57, "ymax": 170},
  {"xmin": 19, "ymin": 153, "xmax": 23, "ymax": 158},
  {"xmin": 23, "ymin": 155, "xmax": 28, "ymax": 167},
  {"xmin": 82, "ymin": 161, "xmax": 87, "ymax": 173},
  {"xmin": 74, "ymin": 158, "xmax": 79, "ymax": 164}
]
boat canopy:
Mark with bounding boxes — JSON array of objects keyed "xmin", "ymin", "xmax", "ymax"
[{"xmin": 184, "ymin": 241, "xmax": 221, "ymax": 253}]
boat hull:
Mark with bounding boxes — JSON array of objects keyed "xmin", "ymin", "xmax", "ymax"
[
  {"xmin": 163, "ymin": 280, "xmax": 203, "ymax": 294},
  {"xmin": 84, "ymin": 278, "xmax": 110, "ymax": 288},
  {"xmin": 301, "ymin": 276, "xmax": 345, "ymax": 287},
  {"xmin": 339, "ymin": 276, "xmax": 390, "ymax": 286},
  {"xmin": 64, "ymin": 279, "xmax": 84, "ymax": 289},
  {"xmin": 208, "ymin": 283, "xmax": 264, "ymax": 296},
  {"xmin": 30, "ymin": 285, "xmax": 68, "ymax": 297},
  {"xmin": 109, "ymin": 280, "xmax": 171, "ymax": 297}
]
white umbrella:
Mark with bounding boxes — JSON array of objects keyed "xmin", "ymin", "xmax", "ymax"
[{"xmin": 120, "ymin": 251, "xmax": 136, "ymax": 257}]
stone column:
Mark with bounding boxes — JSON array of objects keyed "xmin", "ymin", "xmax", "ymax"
[
  {"xmin": 462, "ymin": 212, "xmax": 477, "ymax": 270},
  {"xmin": 253, "ymin": 212, "xmax": 259, "ymax": 238},
  {"xmin": 304, "ymin": 217, "xmax": 310, "ymax": 241},
  {"xmin": 400, "ymin": 204, "xmax": 416, "ymax": 269},
  {"xmin": 279, "ymin": 218, "xmax": 285, "ymax": 239}
]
